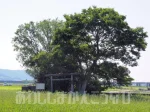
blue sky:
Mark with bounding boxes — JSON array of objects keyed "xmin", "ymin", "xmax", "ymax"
[{"xmin": 0, "ymin": 0, "xmax": 150, "ymax": 81}]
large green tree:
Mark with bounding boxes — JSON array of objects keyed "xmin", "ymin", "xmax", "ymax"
[
  {"xmin": 53, "ymin": 6, "xmax": 147, "ymax": 93},
  {"xmin": 12, "ymin": 19, "xmax": 64, "ymax": 80},
  {"xmin": 12, "ymin": 7, "xmax": 148, "ymax": 93}
]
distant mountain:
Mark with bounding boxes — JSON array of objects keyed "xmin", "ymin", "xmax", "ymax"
[{"xmin": 0, "ymin": 69, "xmax": 33, "ymax": 81}]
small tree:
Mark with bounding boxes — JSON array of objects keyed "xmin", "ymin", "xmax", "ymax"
[{"xmin": 12, "ymin": 19, "xmax": 64, "ymax": 81}]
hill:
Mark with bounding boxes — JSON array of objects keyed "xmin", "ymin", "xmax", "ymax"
[{"xmin": 0, "ymin": 69, "xmax": 33, "ymax": 81}]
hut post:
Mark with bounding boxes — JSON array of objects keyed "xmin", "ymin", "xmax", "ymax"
[
  {"xmin": 71, "ymin": 74, "xmax": 74, "ymax": 92},
  {"xmin": 51, "ymin": 76, "xmax": 53, "ymax": 92}
]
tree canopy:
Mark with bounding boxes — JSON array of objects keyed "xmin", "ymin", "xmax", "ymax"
[
  {"xmin": 12, "ymin": 7, "xmax": 148, "ymax": 93},
  {"xmin": 12, "ymin": 19, "xmax": 64, "ymax": 79}
]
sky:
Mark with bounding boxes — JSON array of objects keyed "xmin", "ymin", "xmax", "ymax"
[{"xmin": 0, "ymin": 0, "xmax": 150, "ymax": 82}]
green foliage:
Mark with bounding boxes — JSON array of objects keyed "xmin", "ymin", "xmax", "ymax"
[
  {"xmin": 12, "ymin": 19, "xmax": 64, "ymax": 78},
  {"xmin": 12, "ymin": 6, "xmax": 148, "ymax": 92},
  {"xmin": 53, "ymin": 6, "xmax": 147, "ymax": 90}
]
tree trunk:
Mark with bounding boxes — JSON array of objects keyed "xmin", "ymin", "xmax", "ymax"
[{"xmin": 79, "ymin": 80, "xmax": 87, "ymax": 94}]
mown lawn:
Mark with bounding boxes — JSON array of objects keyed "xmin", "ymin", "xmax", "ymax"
[{"xmin": 0, "ymin": 85, "xmax": 150, "ymax": 112}]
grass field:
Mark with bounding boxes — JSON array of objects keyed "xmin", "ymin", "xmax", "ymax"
[{"xmin": 0, "ymin": 85, "xmax": 150, "ymax": 112}]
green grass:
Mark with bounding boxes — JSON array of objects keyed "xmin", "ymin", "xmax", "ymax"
[
  {"xmin": 0, "ymin": 86, "xmax": 150, "ymax": 112},
  {"xmin": 0, "ymin": 85, "xmax": 21, "ymax": 90},
  {"xmin": 105, "ymin": 86, "xmax": 148, "ymax": 92}
]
